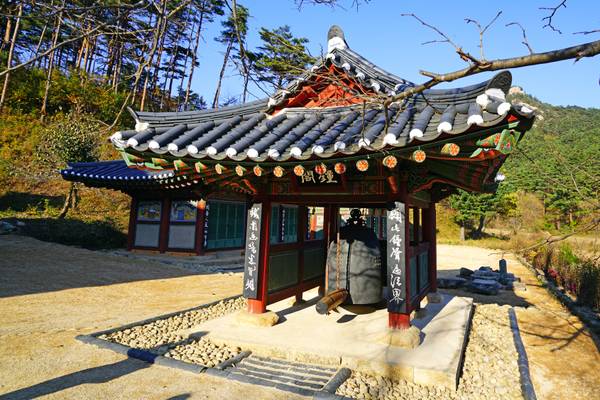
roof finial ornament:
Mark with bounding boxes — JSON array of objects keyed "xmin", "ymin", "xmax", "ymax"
[{"xmin": 327, "ymin": 25, "xmax": 348, "ymax": 52}]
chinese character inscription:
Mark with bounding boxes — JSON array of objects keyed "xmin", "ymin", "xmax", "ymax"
[
  {"xmin": 243, "ymin": 203, "xmax": 262, "ymax": 298},
  {"xmin": 386, "ymin": 202, "xmax": 407, "ymax": 313}
]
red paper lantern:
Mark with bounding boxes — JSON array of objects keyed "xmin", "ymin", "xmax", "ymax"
[
  {"xmin": 314, "ymin": 163, "xmax": 327, "ymax": 175},
  {"xmin": 293, "ymin": 165, "xmax": 305, "ymax": 176},
  {"xmin": 273, "ymin": 166, "xmax": 284, "ymax": 178},
  {"xmin": 412, "ymin": 150, "xmax": 426, "ymax": 163},
  {"xmin": 441, "ymin": 143, "xmax": 460, "ymax": 156},
  {"xmin": 356, "ymin": 159, "xmax": 369, "ymax": 172},
  {"xmin": 235, "ymin": 165, "xmax": 246, "ymax": 176},
  {"xmin": 215, "ymin": 163, "xmax": 225, "ymax": 174},
  {"xmin": 382, "ymin": 155, "xmax": 397, "ymax": 169},
  {"xmin": 334, "ymin": 162, "xmax": 346, "ymax": 174},
  {"xmin": 253, "ymin": 166, "xmax": 263, "ymax": 176}
]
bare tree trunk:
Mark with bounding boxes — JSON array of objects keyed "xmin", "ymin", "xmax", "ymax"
[
  {"xmin": 41, "ymin": 3, "xmax": 65, "ymax": 121},
  {"xmin": 33, "ymin": 19, "xmax": 49, "ymax": 68},
  {"xmin": 0, "ymin": 2, "xmax": 22, "ymax": 111},
  {"xmin": 58, "ymin": 182, "xmax": 77, "ymax": 219},
  {"xmin": 1, "ymin": 11, "xmax": 12, "ymax": 51},
  {"xmin": 212, "ymin": 40, "xmax": 233, "ymax": 109},
  {"xmin": 140, "ymin": 3, "xmax": 166, "ymax": 111},
  {"xmin": 184, "ymin": 11, "xmax": 205, "ymax": 109},
  {"xmin": 459, "ymin": 224, "xmax": 465, "ymax": 241},
  {"xmin": 474, "ymin": 215, "xmax": 485, "ymax": 238}
]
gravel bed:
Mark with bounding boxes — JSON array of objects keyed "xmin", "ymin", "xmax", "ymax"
[
  {"xmin": 99, "ymin": 296, "xmax": 246, "ymax": 352},
  {"xmin": 164, "ymin": 337, "xmax": 242, "ymax": 367},
  {"xmin": 336, "ymin": 304, "xmax": 523, "ymax": 400}
]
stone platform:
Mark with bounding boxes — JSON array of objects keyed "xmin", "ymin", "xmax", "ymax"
[{"xmin": 194, "ymin": 291, "xmax": 473, "ymax": 389}]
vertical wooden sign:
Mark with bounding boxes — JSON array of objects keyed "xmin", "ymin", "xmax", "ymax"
[
  {"xmin": 386, "ymin": 201, "xmax": 407, "ymax": 313},
  {"xmin": 243, "ymin": 203, "xmax": 262, "ymax": 299}
]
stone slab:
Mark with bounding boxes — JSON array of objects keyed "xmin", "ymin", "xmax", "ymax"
[{"xmin": 189, "ymin": 291, "xmax": 473, "ymax": 390}]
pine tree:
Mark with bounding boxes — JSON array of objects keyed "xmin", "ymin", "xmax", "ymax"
[
  {"xmin": 212, "ymin": 3, "xmax": 248, "ymax": 109},
  {"xmin": 253, "ymin": 25, "xmax": 315, "ymax": 91}
]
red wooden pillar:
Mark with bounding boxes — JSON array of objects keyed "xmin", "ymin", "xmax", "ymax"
[
  {"xmin": 158, "ymin": 198, "xmax": 171, "ymax": 253},
  {"xmin": 127, "ymin": 196, "xmax": 137, "ymax": 251},
  {"xmin": 389, "ymin": 312, "xmax": 411, "ymax": 330},
  {"xmin": 195, "ymin": 199, "xmax": 206, "ymax": 256},
  {"xmin": 247, "ymin": 201, "xmax": 271, "ymax": 314}
]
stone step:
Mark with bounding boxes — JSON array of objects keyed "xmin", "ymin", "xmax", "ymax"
[{"xmin": 225, "ymin": 355, "xmax": 341, "ymax": 397}]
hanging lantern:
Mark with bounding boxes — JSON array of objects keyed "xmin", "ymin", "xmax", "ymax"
[
  {"xmin": 294, "ymin": 165, "xmax": 305, "ymax": 176},
  {"xmin": 235, "ymin": 165, "xmax": 246, "ymax": 176},
  {"xmin": 273, "ymin": 166, "xmax": 285, "ymax": 178},
  {"xmin": 441, "ymin": 143, "xmax": 460, "ymax": 156},
  {"xmin": 314, "ymin": 163, "xmax": 327, "ymax": 175},
  {"xmin": 253, "ymin": 166, "xmax": 263, "ymax": 176},
  {"xmin": 334, "ymin": 162, "xmax": 346, "ymax": 174},
  {"xmin": 382, "ymin": 155, "xmax": 398, "ymax": 169},
  {"xmin": 215, "ymin": 163, "xmax": 225, "ymax": 174},
  {"xmin": 356, "ymin": 159, "xmax": 369, "ymax": 172},
  {"xmin": 412, "ymin": 149, "xmax": 426, "ymax": 163}
]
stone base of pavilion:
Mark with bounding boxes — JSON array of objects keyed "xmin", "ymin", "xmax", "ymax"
[{"xmin": 200, "ymin": 290, "xmax": 473, "ymax": 390}]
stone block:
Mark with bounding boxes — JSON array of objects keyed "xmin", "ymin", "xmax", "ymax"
[
  {"xmin": 235, "ymin": 310, "xmax": 279, "ymax": 327},
  {"xmin": 472, "ymin": 270, "xmax": 500, "ymax": 281},
  {"xmin": 379, "ymin": 326, "xmax": 421, "ymax": 349},
  {"xmin": 427, "ymin": 292, "xmax": 442, "ymax": 303},
  {"xmin": 468, "ymin": 279, "xmax": 500, "ymax": 295},
  {"xmin": 437, "ymin": 277, "xmax": 466, "ymax": 289},
  {"xmin": 459, "ymin": 267, "xmax": 474, "ymax": 277}
]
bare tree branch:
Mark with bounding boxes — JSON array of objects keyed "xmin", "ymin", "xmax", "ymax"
[
  {"xmin": 402, "ymin": 13, "xmax": 481, "ymax": 65},
  {"xmin": 540, "ymin": 0, "xmax": 567, "ymax": 34},
  {"xmin": 384, "ymin": 38, "xmax": 600, "ymax": 107},
  {"xmin": 506, "ymin": 22, "xmax": 534, "ymax": 54},
  {"xmin": 574, "ymin": 29, "xmax": 600, "ymax": 35},
  {"xmin": 465, "ymin": 11, "xmax": 502, "ymax": 60}
]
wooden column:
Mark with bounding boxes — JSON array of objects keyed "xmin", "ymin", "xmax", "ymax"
[
  {"xmin": 127, "ymin": 196, "xmax": 137, "ymax": 251},
  {"xmin": 247, "ymin": 201, "xmax": 271, "ymax": 314},
  {"xmin": 296, "ymin": 205, "xmax": 307, "ymax": 303},
  {"xmin": 425, "ymin": 204, "xmax": 438, "ymax": 292},
  {"xmin": 195, "ymin": 200, "xmax": 206, "ymax": 256},
  {"xmin": 323, "ymin": 205, "xmax": 338, "ymax": 295},
  {"xmin": 158, "ymin": 198, "xmax": 171, "ymax": 253}
]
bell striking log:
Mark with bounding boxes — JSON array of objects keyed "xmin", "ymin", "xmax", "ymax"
[{"xmin": 316, "ymin": 289, "xmax": 349, "ymax": 315}]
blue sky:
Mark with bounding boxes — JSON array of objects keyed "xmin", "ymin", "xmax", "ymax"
[{"xmin": 191, "ymin": 0, "xmax": 600, "ymax": 108}]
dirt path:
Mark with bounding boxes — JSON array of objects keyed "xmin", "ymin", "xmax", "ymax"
[
  {"xmin": 0, "ymin": 235, "xmax": 302, "ymax": 400},
  {"xmin": 1, "ymin": 236, "xmax": 599, "ymax": 399},
  {"xmin": 437, "ymin": 244, "xmax": 600, "ymax": 400}
]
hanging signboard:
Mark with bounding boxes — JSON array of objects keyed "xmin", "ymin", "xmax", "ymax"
[
  {"xmin": 243, "ymin": 203, "xmax": 262, "ymax": 299},
  {"xmin": 386, "ymin": 201, "xmax": 408, "ymax": 314}
]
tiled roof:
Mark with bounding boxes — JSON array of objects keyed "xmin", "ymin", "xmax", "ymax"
[
  {"xmin": 108, "ymin": 25, "xmax": 534, "ymax": 164},
  {"xmin": 112, "ymin": 70, "xmax": 532, "ymax": 163},
  {"xmin": 60, "ymin": 160, "xmax": 174, "ymax": 183}
]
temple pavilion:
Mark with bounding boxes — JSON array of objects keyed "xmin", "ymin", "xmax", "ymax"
[{"xmin": 61, "ymin": 26, "xmax": 534, "ymax": 331}]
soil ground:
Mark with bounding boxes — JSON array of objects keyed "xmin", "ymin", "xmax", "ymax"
[
  {"xmin": 437, "ymin": 244, "xmax": 600, "ymax": 400},
  {"xmin": 1, "ymin": 236, "xmax": 599, "ymax": 399}
]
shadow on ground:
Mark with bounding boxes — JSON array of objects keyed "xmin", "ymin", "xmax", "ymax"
[
  {"xmin": 0, "ymin": 191, "xmax": 64, "ymax": 213},
  {"xmin": 0, "ymin": 359, "xmax": 149, "ymax": 400},
  {"xmin": 0, "ymin": 235, "xmax": 206, "ymax": 298}
]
